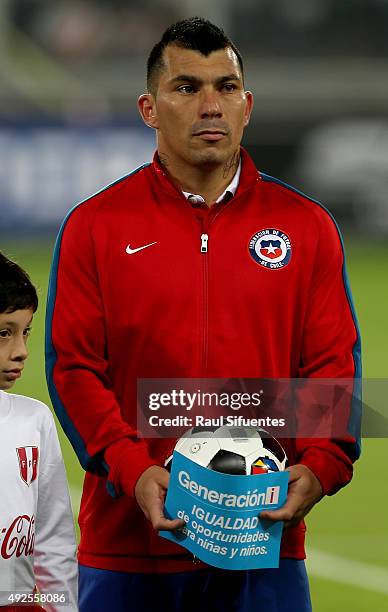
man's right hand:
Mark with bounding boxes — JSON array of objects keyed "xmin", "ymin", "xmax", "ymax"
[{"xmin": 134, "ymin": 465, "xmax": 185, "ymax": 532}]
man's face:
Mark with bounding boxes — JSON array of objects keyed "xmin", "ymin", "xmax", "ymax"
[
  {"xmin": 139, "ymin": 45, "xmax": 253, "ymax": 168},
  {"xmin": 0, "ymin": 308, "xmax": 32, "ymax": 390}
]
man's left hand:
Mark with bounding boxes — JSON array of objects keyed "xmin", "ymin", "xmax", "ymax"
[{"xmin": 260, "ymin": 464, "xmax": 323, "ymax": 528}]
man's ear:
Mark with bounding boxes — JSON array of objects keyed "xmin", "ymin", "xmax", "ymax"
[
  {"xmin": 138, "ymin": 94, "xmax": 159, "ymax": 129},
  {"xmin": 243, "ymin": 91, "xmax": 254, "ymax": 127}
]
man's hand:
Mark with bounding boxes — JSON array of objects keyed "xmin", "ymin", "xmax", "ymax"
[
  {"xmin": 260, "ymin": 464, "xmax": 323, "ymax": 528},
  {"xmin": 134, "ymin": 465, "xmax": 185, "ymax": 532}
]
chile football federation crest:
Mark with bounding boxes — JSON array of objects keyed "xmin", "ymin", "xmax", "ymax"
[
  {"xmin": 16, "ymin": 446, "xmax": 39, "ymax": 486},
  {"xmin": 249, "ymin": 228, "xmax": 292, "ymax": 269}
]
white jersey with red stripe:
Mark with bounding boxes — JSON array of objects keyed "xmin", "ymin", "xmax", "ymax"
[{"xmin": 0, "ymin": 391, "xmax": 78, "ymax": 611}]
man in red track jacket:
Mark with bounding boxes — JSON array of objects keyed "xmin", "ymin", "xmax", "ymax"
[{"xmin": 46, "ymin": 17, "xmax": 361, "ymax": 612}]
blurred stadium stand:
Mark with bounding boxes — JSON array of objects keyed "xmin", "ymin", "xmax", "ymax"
[{"xmin": 0, "ymin": 0, "xmax": 387, "ymax": 234}]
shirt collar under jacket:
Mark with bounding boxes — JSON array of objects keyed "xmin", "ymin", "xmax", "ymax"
[
  {"xmin": 151, "ymin": 147, "xmax": 261, "ymax": 201},
  {"xmin": 182, "ymin": 161, "xmax": 241, "ymax": 206}
]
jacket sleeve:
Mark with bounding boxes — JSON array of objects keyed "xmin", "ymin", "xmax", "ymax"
[
  {"xmin": 45, "ymin": 203, "xmax": 157, "ymax": 498},
  {"xmin": 34, "ymin": 411, "xmax": 78, "ymax": 612},
  {"xmin": 296, "ymin": 205, "xmax": 361, "ymax": 496}
]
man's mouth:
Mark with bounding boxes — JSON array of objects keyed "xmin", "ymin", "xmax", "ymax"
[{"xmin": 194, "ymin": 130, "xmax": 227, "ymax": 141}]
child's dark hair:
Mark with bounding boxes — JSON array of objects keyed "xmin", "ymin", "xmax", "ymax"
[
  {"xmin": 147, "ymin": 17, "xmax": 244, "ymax": 95},
  {"xmin": 0, "ymin": 252, "xmax": 38, "ymax": 314}
]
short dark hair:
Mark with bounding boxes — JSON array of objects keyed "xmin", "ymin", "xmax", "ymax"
[
  {"xmin": 0, "ymin": 252, "xmax": 38, "ymax": 314},
  {"xmin": 147, "ymin": 17, "xmax": 244, "ymax": 95}
]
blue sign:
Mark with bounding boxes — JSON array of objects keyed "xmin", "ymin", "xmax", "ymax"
[
  {"xmin": 0, "ymin": 125, "xmax": 154, "ymax": 231},
  {"xmin": 160, "ymin": 451, "xmax": 289, "ymax": 570}
]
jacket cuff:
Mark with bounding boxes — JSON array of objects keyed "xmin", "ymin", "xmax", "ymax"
[
  {"xmin": 299, "ymin": 447, "xmax": 353, "ymax": 496},
  {"xmin": 104, "ymin": 438, "xmax": 157, "ymax": 498}
]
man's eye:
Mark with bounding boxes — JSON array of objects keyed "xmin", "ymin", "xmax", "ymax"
[
  {"xmin": 23, "ymin": 327, "xmax": 31, "ymax": 337},
  {"xmin": 177, "ymin": 85, "xmax": 195, "ymax": 94},
  {"xmin": 0, "ymin": 329, "xmax": 10, "ymax": 338},
  {"xmin": 222, "ymin": 83, "xmax": 237, "ymax": 92}
]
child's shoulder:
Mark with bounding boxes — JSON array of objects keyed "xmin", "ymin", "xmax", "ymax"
[{"xmin": 1, "ymin": 391, "xmax": 54, "ymax": 426}]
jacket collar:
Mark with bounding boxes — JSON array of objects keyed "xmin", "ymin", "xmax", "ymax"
[{"xmin": 150, "ymin": 146, "xmax": 260, "ymax": 202}]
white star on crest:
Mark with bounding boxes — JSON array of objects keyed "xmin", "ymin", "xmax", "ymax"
[{"xmin": 264, "ymin": 242, "xmax": 278, "ymax": 255}]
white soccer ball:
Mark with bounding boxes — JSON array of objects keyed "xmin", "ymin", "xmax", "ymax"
[{"xmin": 165, "ymin": 426, "xmax": 287, "ymax": 475}]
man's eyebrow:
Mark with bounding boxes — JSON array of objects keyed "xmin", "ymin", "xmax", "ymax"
[
  {"xmin": 216, "ymin": 74, "xmax": 241, "ymax": 84},
  {"xmin": 170, "ymin": 74, "xmax": 203, "ymax": 86},
  {"xmin": 170, "ymin": 73, "xmax": 241, "ymax": 86}
]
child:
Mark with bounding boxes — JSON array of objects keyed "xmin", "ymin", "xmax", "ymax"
[{"xmin": 0, "ymin": 252, "xmax": 77, "ymax": 611}]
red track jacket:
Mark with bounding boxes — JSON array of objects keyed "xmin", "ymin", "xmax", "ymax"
[{"xmin": 46, "ymin": 147, "xmax": 361, "ymax": 573}]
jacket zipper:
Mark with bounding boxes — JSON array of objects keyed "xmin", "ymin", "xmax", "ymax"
[
  {"xmin": 198, "ymin": 203, "xmax": 230, "ymax": 374},
  {"xmin": 195, "ymin": 189, "xmax": 248, "ymax": 375},
  {"xmin": 200, "ymin": 218, "xmax": 209, "ymax": 374},
  {"xmin": 195, "ymin": 199, "xmax": 245, "ymax": 564}
]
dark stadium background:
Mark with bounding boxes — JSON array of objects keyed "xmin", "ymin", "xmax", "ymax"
[{"xmin": 1, "ymin": 2, "xmax": 387, "ymax": 609}]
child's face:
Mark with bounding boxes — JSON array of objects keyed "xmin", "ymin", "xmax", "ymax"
[{"xmin": 0, "ymin": 308, "xmax": 33, "ymax": 390}]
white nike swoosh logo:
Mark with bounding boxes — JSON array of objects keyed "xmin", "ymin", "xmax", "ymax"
[{"xmin": 126, "ymin": 241, "xmax": 157, "ymax": 255}]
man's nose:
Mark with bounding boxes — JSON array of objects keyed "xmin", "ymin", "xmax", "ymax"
[{"xmin": 199, "ymin": 89, "xmax": 222, "ymax": 118}]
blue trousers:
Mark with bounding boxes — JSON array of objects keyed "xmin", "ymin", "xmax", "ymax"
[{"xmin": 79, "ymin": 559, "xmax": 312, "ymax": 612}]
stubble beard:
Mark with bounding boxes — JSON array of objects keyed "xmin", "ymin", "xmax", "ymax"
[
  {"xmin": 187, "ymin": 141, "xmax": 236, "ymax": 171},
  {"xmin": 158, "ymin": 132, "xmax": 240, "ymax": 177}
]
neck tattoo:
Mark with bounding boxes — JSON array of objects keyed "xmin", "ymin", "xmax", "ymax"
[
  {"xmin": 158, "ymin": 153, "xmax": 169, "ymax": 168},
  {"xmin": 222, "ymin": 152, "xmax": 240, "ymax": 179}
]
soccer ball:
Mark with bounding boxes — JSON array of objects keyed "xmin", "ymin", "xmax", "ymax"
[{"xmin": 165, "ymin": 426, "xmax": 287, "ymax": 475}]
